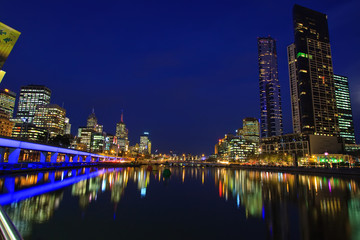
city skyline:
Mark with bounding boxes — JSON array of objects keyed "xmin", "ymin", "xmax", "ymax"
[{"xmin": 1, "ymin": 1, "xmax": 360, "ymax": 154}]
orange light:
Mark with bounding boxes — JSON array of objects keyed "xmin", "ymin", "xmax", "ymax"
[{"xmin": 4, "ymin": 89, "xmax": 9, "ymax": 92}]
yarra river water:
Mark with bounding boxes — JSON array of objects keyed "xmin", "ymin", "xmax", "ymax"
[{"xmin": 0, "ymin": 166, "xmax": 359, "ymax": 240}]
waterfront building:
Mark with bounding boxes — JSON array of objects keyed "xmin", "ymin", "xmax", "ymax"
[
  {"xmin": 242, "ymin": 117, "xmax": 260, "ymax": 144},
  {"xmin": 258, "ymin": 37, "xmax": 283, "ymax": 138},
  {"xmin": 64, "ymin": 117, "xmax": 71, "ymax": 135},
  {"xmin": 78, "ymin": 127, "xmax": 94, "ymax": 151},
  {"xmin": 16, "ymin": 85, "xmax": 51, "ymax": 123},
  {"xmin": 33, "ymin": 104, "xmax": 66, "ymax": 137},
  {"xmin": 333, "ymin": 74, "xmax": 356, "ymax": 147},
  {"xmin": 12, "ymin": 123, "xmax": 48, "ymax": 142},
  {"xmin": 0, "ymin": 22, "xmax": 21, "ymax": 70},
  {"xmin": 0, "ymin": 110, "xmax": 14, "ymax": 136},
  {"xmin": 260, "ymin": 133, "xmax": 343, "ymax": 164},
  {"xmin": 216, "ymin": 134, "xmax": 256, "ymax": 162},
  {"xmin": 139, "ymin": 132, "xmax": 151, "ymax": 155},
  {"xmin": 290, "ymin": 5, "xmax": 338, "ymax": 136},
  {"xmin": 0, "ymin": 89, "xmax": 16, "ymax": 118},
  {"xmin": 287, "ymin": 43, "xmax": 301, "ymax": 134},
  {"xmin": 104, "ymin": 134, "xmax": 118, "ymax": 154},
  {"xmin": 91, "ymin": 132, "xmax": 105, "ymax": 153}
]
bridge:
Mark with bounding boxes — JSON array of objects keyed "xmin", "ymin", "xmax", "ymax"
[{"xmin": 0, "ymin": 137, "xmax": 123, "ymax": 164}]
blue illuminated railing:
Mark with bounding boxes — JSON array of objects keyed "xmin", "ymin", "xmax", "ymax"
[{"xmin": 0, "ymin": 169, "xmax": 108, "ymax": 205}]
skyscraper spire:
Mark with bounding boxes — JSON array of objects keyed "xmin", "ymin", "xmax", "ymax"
[
  {"xmin": 121, "ymin": 109, "xmax": 124, "ymax": 123},
  {"xmin": 92, "ymin": 107, "xmax": 95, "ymax": 114}
]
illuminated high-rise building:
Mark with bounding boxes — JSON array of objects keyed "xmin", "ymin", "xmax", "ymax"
[
  {"xmin": 0, "ymin": 22, "xmax": 21, "ymax": 70},
  {"xmin": 0, "ymin": 111, "xmax": 14, "ymax": 136},
  {"xmin": 33, "ymin": 104, "xmax": 66, "ymax": 137},
  {"xmin": 16, "ymin": 85, "xmax": 51, "ymax": 123},
  {"xmin": 87, "ymin": 109, "xmax": 97, "ymax": 129},
  {"xmin": 334, "ymin": 74, "xmax": 355, "ymax": 145},
  {"xmin": 258, "ymin": 37, "xmax": 283, "ymax": 138},
  {"xmin": 64, "ymin": 117, "xmax": 71, "ymax": 135},
  {"xmin": 139, "ymin": 132, "xmax": 151, "ymax": 155},
  {"xmin": 287, "ymin": 43, "xmax": 301, "ymax": 134},
  {"xmin": 242, "ymin": 117, "xmax": 260, "ymax": 144},
  {"xmin": 0, "ymin": 88, "xmax": 16, "ymax": 118},
  {"xmin": 116, "ymin": 111, "xmax": 129, "ymax": 152},
  {"xmin": 290, "ymin": 5, "xmax": 338, "ymax": 136}
]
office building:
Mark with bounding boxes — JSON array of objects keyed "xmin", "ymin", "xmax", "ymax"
[
  {"xmin": 16, "ymin": 85, "xmax": 51, "ymax": 123},
  {"xmin": 242, "ymin": 117, "xmax": 260, "ymax": 144},
  {"xmin": 258, "ymin": 37, "xmax": 283, "ymax": 138},
  {"xmin": 12, "ymin": 123, "xmax": 48, "ymax": 142},
  {"xmin": 87, "ymin": 109, "xmax": 97, "ymax": 129},
  {"xmin": 287, "ymin": 43, "xmax": 301, "ymax": 134},
  {"xmin": 0, "ymin": 89, "xmax": 16, "ymax": 118},
  {"xmin": 0, "ymin": 22, "xmax": 21, "ymax": 70},
  {"xmin": 64, "ymin": 117, "xmax": 71, "ymax": 135},
  {"xmin": 78, "ymin": 127, "xmax": 94, "ymax": 151},
  {"xmin": 334, "ymin": 74, "xmax": 356, "ymax": 145},
  {"xmin": 139, "ymin": 132, "xmax": 151, "ymax": 155},
  {"xmin": 33, "ymin": 104, "xmax": 66, "ymax": 137},
  {"xmin": 290, "ymin": 5, "xmax": 338, "ymax": 136},
  {"xmin": 91, "ymin": 132, "xmax": 105, "ymax": 153},
  {"xmin": 0, "ymin": 111, "xmax": 14, "ymax": 136},
  {"xmin": 216, "ymin": 134, "xmax": 256, "ymax": 162},
  {"xmin": 116, "ymin": 111, "xmax": 129, "ymax": 152}
]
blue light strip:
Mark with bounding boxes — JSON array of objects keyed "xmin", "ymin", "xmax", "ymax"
[
  {"xmin": 0, "ymin": 169, "xmax": 106, "ymax": 205},
  {"xmin": 0, "ymin": 137, "xmax": 117, "ymax": 159}
]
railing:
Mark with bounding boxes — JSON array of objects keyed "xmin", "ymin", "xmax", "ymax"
[{"xmin": 0, "ymin": 206, "xmax": 22, "ymax": 240}]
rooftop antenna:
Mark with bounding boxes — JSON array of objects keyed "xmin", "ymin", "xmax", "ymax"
[{"xmin": 121, "ymin": 109, "xmax": 124, "ymax": 122}]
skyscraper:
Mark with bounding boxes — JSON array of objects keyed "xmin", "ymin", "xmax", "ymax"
[
  {"xmin": 116, "ymin": 111, "xmax": 129, "ymax": 152},
  {"xmin": 290, "ymin": 5, "xmax": 338, "ymax": 136},
  {"xmin": 33, "ymin": 104, "xmax": 66, "ymax": 137},
  {"xmin": 334, "ymin": 74, "xmax": 355, "ymax": 145},
  {"xmin": 87, "ymin": 109, "xmax": 97, "ymax": 129},
  {"xmin": 0, "ymin": 88, "xmax": 16, "ymax": 118},
  {"xmin": 287, "ymin": 44, "xmax": 301, "ymax": 134},
  {"xmin": 139, "ymin": 132, "xmax": 151, "ymax": 155},
  {"xmin": 16, "ymin": 85, "xmax": 51, "ymax": 123},
  {"xmin": 242, "ymin": 117, "xmax": 260, "ymax": 144},
  {"xmin": 64, "ymin": 117, "xmax": 71, "ymax": 135},
  {"xmin": 258, "ymin": 37, "xmax": 283, "ymax": 138}
]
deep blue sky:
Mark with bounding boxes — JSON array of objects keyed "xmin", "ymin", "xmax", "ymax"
[{"xmin": 1, "ymin": 0, "xmax": 360, "ymax": 155}]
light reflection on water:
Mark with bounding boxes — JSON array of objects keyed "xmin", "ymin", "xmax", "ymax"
[{"xmin": 0, "ymin": 166, "xmax": 359, "ymax": 240}]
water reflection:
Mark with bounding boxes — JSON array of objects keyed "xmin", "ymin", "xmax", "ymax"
[{"xmin": 0, "ymin": 166, "xmax": 359, "ymax": 239}]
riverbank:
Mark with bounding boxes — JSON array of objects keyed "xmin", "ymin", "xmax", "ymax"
[{"xmin": 159, "ymin": 161, "xmax": 360, "ymax": 177}]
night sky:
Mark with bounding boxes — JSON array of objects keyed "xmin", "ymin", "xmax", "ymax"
[{"xmin": 1, "ymin": 0, "xmax": 360, "ymax": 155}]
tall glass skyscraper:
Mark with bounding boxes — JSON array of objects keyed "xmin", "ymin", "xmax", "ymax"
[
  {"xmin": 16, "ymin": 85, "xmax": 51, "ymax": 123},
  {"xmin": 334, "ymin": 74, "xmax": 355, "ymax": 144},
  {"xmin": 290, "ymin": 5, "xmax": 338, "ymax": 136},
  {"xmin": 258, "ymin": 37, "xmax": 283, "ymax": 138}
]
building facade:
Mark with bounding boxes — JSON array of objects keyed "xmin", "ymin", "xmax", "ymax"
[
  {"xmin": 116, "ymin": 112, "xmax": 129, "ymax": 152},
  {"xmin": 258, "ymin": 37, "xmax": 283, "ymax": 138},
  {"xmin": 12, "ymin": 123, "xmax": 48, "ymax": 142},
  {"xmin": 333, "ymin": 74, "xmax": 356, "ymax": 145},
  {"xmin": 0, "ymin": 89, "xmax": 16, "ymax": 118},
  {"xmin": 241, "ymin": 117, "xmax": 260, "ymax": 144},
  {"xmin": 139, "ymin": 132, "xmax": 151, "ymax": 155},
  {"xmin": 16, "ymin": 85, "xmax": 51, "ymax": 123},
  {"xmin": 64, "ymin": 117, "xmax": 71, "ymax": 135},
  {"xmin": 291, "ymin": 5, "xmax": 338, "ymax": 136},
  {"xmin": 287, "ymin": 43, "xmax": 301, "ymax": 134},
  {"xmin": 0, "ymin": 111, "xmax": 14, "ymax": 136},
  {"xmin": 33, "ymin": 104, "xmax": 66, "ymax": 137}
]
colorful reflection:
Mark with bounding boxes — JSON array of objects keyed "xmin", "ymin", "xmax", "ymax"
[{"xmin": 0, "ymin": 166, "xmax": 359, "ymax": 239}]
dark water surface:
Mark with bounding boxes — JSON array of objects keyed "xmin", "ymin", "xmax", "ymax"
[{"xmin": 0, "ymin": 166, "xmax": 359, "ymax": 240}]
